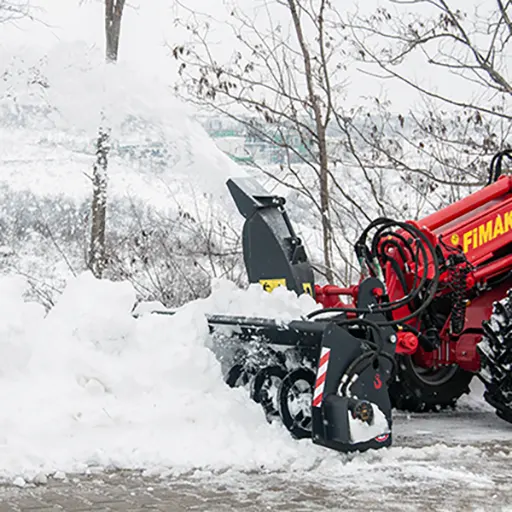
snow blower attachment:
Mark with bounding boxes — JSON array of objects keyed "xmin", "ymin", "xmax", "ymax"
[
  {"xmin": 212, "ymin": 278, "xmax": 396, "ymax": 452},
  {"xmin": 150, "ymin": 149, "xmax": 512, "ymax": 455},
  {"xmin": 208, "ymin": 177, "xmax": 400, "ymax": 452},
  {"xmin": 217, "ymin": 151, "xmax": 512, "ymax": 453}
]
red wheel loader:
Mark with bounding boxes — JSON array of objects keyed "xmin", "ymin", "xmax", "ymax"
[{"xmin": 178, "ymin": 150, "xmax": 512, "ymax": 453}]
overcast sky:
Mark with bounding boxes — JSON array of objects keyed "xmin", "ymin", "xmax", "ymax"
[{"xmin": 1, "ymin": 0, "xmax": 506, "ymax": 112}]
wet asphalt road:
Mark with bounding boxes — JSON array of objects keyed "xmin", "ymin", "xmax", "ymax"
[{"xmin": 1, "ymin": 407, "xmax": 512, "ymax": 511}]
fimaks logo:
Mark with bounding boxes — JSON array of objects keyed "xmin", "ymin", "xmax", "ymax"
[{"xmin": 451, "ymin": 211, "xmax": 512, "ymax": 253}]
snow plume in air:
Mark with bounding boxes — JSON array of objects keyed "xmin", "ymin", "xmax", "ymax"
[{"xmin": 0, "ymin": 41, "xmax": 248, "ymax": 304}]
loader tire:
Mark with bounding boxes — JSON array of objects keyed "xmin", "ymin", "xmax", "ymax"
[
  {"xmin": 390, "ymin": 355, "xmax": 473, "ymax": 413},
  {"xmin": 478, "ymin": 289, "xmax": 512, "ymax": 423}
]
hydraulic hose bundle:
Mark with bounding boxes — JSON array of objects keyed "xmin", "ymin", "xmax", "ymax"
[
  {"xmin": 302, "ymin": 218, "xmax": 442, "ymax": 393},
  {"xmin": 487, "ymin": 148, "xmax": 512, "ymax": 185},
  {"xmin": 306, "ymin": 217, "xmax": 441, "ymax": 326}
]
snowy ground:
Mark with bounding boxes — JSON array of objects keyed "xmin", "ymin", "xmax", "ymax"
[
  {"xmin": 0, "ymin": 272, "xmax": 511, "ymax": 511},
  {"xmin": 0, "ymin": 407, "xmax": 511, "ymax": 511}
]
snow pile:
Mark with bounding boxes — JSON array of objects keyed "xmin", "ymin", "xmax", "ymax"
[
  {"xmin": 0, "ymin": 272, "xmax": 327, "ymax": 483},
  {"xmin": 0, "ymin": 270, "xmax": 499, "ymax": 489},
  {"xmin": 182, "ymin": 278, "xmax": 318, "ymax": 322}
]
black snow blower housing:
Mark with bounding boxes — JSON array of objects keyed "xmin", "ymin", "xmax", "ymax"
[
  {"xmin": 196, "ymin": 177, "xmax": 398, "ymax": 453},
  {"xmin": 227, "ymin": 177, "xmax": 315, "ymax": 297}
]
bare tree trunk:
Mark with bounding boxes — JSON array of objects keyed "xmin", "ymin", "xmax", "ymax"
[
  {"xmin": 89, "ymin": 0, "xmax": 126, "ymax": 278},
  {"xmin": 105, "ymin": 0, "xmax": 125, "ymax": 63},
  {"xmin": 89, "ymin": 127, "xmax": 110, "ymax": 277},
  {"xmin": 318, "ymin": 128, "xmax": 333, "ymax": 283},
  {"xmin": 287, "ymin": 0, "xmax": 333, "ymax": 282}
]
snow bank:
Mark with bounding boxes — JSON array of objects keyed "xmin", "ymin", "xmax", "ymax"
[
  {"xmin": 0, "ymin": 276, "xmax": 46, "ymax": 378},
  {"xmin": 0, "ymin": 272, "xmax": 327, "ymax": 483},
  {"xmin": 0, "ymin": 270, "xmax": 496, "ymax": 488}
]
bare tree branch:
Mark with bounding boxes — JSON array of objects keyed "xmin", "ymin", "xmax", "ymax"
[{"xmin": 0, "ymin": 0, "xmax": 33, "ymax": 23}]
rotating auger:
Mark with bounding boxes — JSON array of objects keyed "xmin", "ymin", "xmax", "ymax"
[{"xmin": 224, "ymin": 337, "xmax": 317, "ymax": 439}]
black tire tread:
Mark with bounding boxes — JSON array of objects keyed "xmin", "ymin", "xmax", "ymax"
[
  {"xmin": 479, "ymin": 289, "xmax": 512, "ymax": 422},
  {"xmin": 277, "ymin": 368, "xmax": 315, "ymax": 439},
  {"xmin": 389, "ymin": 355, "xmax": 473, "ymax": 413}
]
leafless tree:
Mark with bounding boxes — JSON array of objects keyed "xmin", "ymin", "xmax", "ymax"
[
  {"xmin": 88, "ymin": 0, "xmax": 126, "ymax": 278},
  {"xmin": 172, "ymin": 0, "xmax": 350, "ymax": 282},
  {"xmin": 344, "ymin": 0, "xmax": 512, "ymax": 175}
]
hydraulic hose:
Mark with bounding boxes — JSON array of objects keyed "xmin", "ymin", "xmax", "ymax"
[{"xmin": 307, "ymin": 217, "xmax": 441, "ymax": 328}]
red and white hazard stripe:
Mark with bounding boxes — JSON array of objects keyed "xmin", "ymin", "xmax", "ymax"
[{"xmin": 312, "ymin": 346, "xmax": 331, "ymax": 407}]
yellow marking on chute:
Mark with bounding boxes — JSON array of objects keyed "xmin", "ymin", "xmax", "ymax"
[
  {"xmin": 302, "ymin": 283, "xmax": 313, "ymax": 296},
  {"xmin": 259, "ymin": 278, "xmax": 287, "ymax": 293}
]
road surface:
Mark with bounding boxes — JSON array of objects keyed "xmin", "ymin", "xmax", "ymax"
[{"xmin": 1, "ymin": 403, "xmax": 511, "ymax": 511}]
